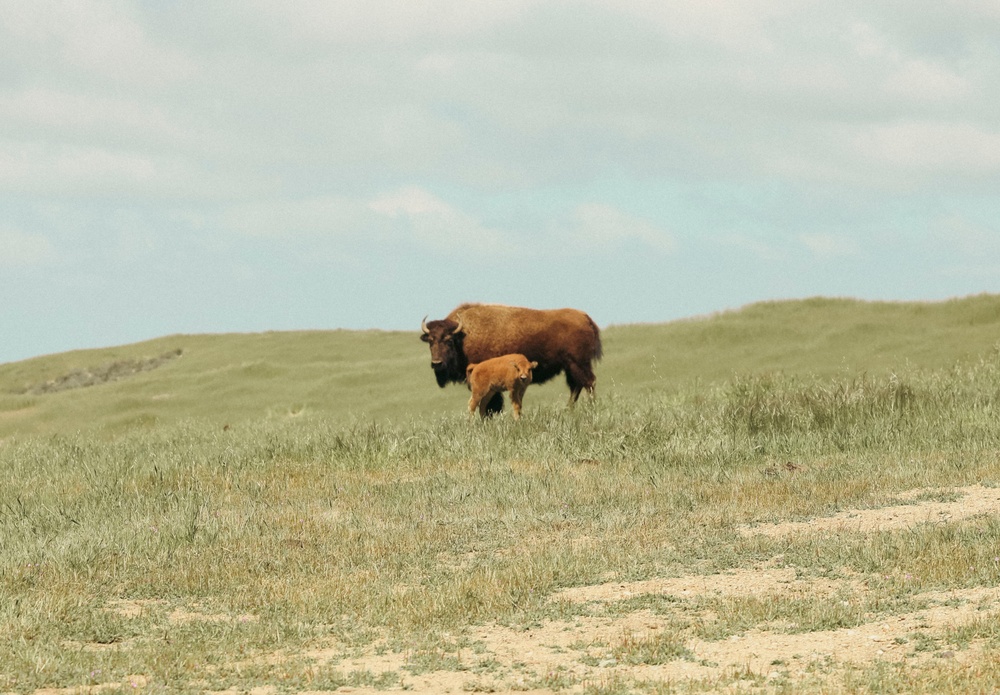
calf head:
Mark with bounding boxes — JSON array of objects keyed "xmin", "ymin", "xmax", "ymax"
[
  {"xmin": 512, "ymin": 358, "xmax": 538, "ymax": 385},
  {"xmin": 420, "ymin": 316, "xmax": 465, "ymax": 387}
]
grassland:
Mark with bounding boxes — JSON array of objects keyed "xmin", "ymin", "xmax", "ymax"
[
  {"xmin": 2, "ymin": 295, "xmax": 1000, "ymax": 693},
  {"xmin": 5, "ymin": 294, "xmax": 1000, "ymax": 439}
]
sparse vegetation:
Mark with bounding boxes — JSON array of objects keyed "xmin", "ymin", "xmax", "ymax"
[
  {"xmin": 2, "ymin": 296, "xmax": 1000, "ymax": 692},
  {"xmin": 22, "ymin": 349, "xmax": 183, "ymax": 395}
]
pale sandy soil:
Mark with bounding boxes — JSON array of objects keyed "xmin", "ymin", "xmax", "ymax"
[
  {"xmin": 322, "ymin": 484, "xmax": 1000, "ymax": 693},
  {"xmin": 739, "ymin": 484, "xmax": 1000, "ymax": 538},
  {"xmin": 25, "ymin": 484, "xmax": 1000, "ymax": 694}
]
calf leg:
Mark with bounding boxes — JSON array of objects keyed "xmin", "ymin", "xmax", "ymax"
[
  {"xmin": 478, "ymin": 388, "xmax": 500, "ymax": 419},
  {"xmin": 510, "ymin": 387, "xmax": 523, "ymax": 420},
  {"xmin": 468, "ymin": 385, "xmax": 506, "ymax": 420}
]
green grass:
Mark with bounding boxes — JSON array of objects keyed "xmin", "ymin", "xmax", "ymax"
[
  {"xmin": 5, "ymin": 294, "xmax": 1000, "ymax": 439},
  {"xmin": 3, "ymin": 295, "xmax": 1000, "ymax": 692}
]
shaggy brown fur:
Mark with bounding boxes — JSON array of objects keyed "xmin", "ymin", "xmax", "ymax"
[
  {"xmin": 421, "ymin": 303, "xmax": 602, "ymax": 412},
  {"xmin": 465, "ymin": 354, "xmax": 538, "ymax": 420}
]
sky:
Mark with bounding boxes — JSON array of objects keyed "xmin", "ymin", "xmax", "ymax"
[{"xmin": 2, "ymin": 1, "xmax": 1000, "ymax": 364}]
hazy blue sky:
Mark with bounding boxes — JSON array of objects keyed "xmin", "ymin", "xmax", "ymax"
[{"xmin": 3, "ymin": 1, "xmax": 1000, "ymax": 363}]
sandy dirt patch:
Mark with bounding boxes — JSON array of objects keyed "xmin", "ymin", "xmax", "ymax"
[
  {"xmin": 32, "ymin": 484, "xmax": 1000, "ymax": 694},
  {"xmin": 740, "ymin": 484, "xmax": 1000, "ymax": 538},
  {"xmin": 552, "ymin": 566, "xmax": 854, "ymax": 604},
  {"xmin": 301, "ymin": 484, "xmax": 1000, "ymax": 693},
  {"xmin": 105, "ymin": 599, "xmax": 257, "ymax": 625}
]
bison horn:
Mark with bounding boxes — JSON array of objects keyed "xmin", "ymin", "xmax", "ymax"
[
  {"xmin": 421, "ymin": 315, "xmax": 429, "ymax": 334},
  {"xmin": 453, "ymin": 318, "xmax": 464, "ymax": 335}
]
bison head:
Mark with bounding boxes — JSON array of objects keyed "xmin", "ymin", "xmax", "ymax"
[{"xmin": 420, "ymin": 316, "xmax": 466, "ymax": 387}]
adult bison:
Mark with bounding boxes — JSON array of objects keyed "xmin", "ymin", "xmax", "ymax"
[{"xmin": 420, "ymin": 303, "xmax": 602, "ymax": 413}]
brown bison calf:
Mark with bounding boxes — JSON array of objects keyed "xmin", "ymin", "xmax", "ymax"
[{"xmin": 466, "ymin": 354, "xmax": 538, "ymax": 420}]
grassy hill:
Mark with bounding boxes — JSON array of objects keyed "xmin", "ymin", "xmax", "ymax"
[
  {"xmin": 5, "ymin": 294, "xmax": 1000, "ymax": 692},
  {"xmin": 2, "ymin": 294, "xmax": 1000, "ymax": 438}
]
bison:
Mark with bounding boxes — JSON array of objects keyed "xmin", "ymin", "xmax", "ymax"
[
  {"xmin": 420, "ymin": 303, "xmax": 602, "ymax": 414},
  {"xmin": 466, "ymin": 354, "xmax": 538, "ymax": 420}
]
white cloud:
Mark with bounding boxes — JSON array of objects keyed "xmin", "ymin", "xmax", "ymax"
[
  {"xmin": 219, "ymin": 188, "xmax": 525, "ymax": 259},
  {"xmin": 0, "ymin": 227, "xmax": 55, "ymax": 267},
  {"xmin": 850, "ymin": 22, "xmax": 888, "ymax": 60},
  {"xmin": 890, "ymin": 60, "xmax": 969, "ymax": 103},
  {"xmin": 368, "ymin": 191, "xmax": 676, "ymax": 258},
  {"xmin": 853, "ymin": 122, "xmax": 1000, "ymax": 178},
  {"xmin": 370, "ymin": 187, "xmax": 455, "ymax": 220},
  {"xmin": 3, "ymin": 0, "xmax": 1000, "ymax": 363},
  {"xmin": 369, "ymin": 186, "xmax": 515, "ymax": 255},
  {"xmin": 0, "ymin": 88, "xmax": 183, "ymax": 140},
  {"xmin": 5, "ymin": 0, "xmax": 994, "ymax": 201},
  {"xmin": 0, "ymin": 0, "xmax": 196, "ymax": 84},
  {"xmin": 0, "ymin": 140, "xmax": 245, "ymax": 198},
  {"xmin": 720, "ymin": 234, "xmax": 787, "ymax": 262},
  {"xmin": 930, "ymin": 215, "xmax": 1000, "ymax": 256},
  {"xmin": 244, "ymin": 0, "xmax": 531, "ymax": 45},
  {"xmin": 222, "ymin": 196, "xmax": 373, "ymax": 239},
  {"xmin": 0, "ymin": 141, "xmax": 149, "ymax": 187},
  {"xmin": 799, "ymin": 234, "xmax": 859, "ymax": 259},
  {"xmin": 564, "ymin": 203, "xmax": 675, "ymax": 254}
]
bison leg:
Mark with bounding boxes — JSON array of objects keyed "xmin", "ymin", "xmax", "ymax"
[
  {"xmin": 483, "ymin": 391, "xmax": 504, "ymax": 417},
  {"xmin": 565, "ymin": 361, "xmax": 597, "ymax": 407},
  {"xmin": 476, "ymin": 388, "xmax": 502, "ymax": 419}
]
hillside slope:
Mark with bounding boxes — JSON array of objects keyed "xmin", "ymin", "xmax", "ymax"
[
  {"xmin": 2, "ymin": 294, "xmax": 999, "ymax": 438},
  {"xmin": 607, "ymin": 294, "xmax": 1000, "ymax": 391}
]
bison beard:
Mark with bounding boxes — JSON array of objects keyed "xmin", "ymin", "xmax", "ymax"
[
  {"xmin": 421, "ymin": 303, "xmax": 601, "ymax": 415},
  {"xmin": 431, "ymin": 333, "xmax": 462, "ymax": 387},
  {"xmin": 422, "ymin": 319, "xmax": 504, "ymax": 415},
  {"xmin": 432, "ymin": 331, "xmax": 505, "ymax": 413}
]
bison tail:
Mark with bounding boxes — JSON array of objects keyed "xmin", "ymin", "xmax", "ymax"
[{"xmin": 588, "ymin": 316, "xmax": 603, "ymax": 361}]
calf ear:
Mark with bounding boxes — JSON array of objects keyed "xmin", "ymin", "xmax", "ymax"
[{"xmin": 530, "ymin": 361, "xmax": 538, "ymax": 369}]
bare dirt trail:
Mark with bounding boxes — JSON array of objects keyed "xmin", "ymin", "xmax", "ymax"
[
  {"xmin": 739, "ymin": 484, "xmax": 1000, "ymax": 538},
  {"xmin": 329, "ymin": 484, "xmax": 1000, "ymax": 693},
  {"xmin": 27, "ymin": 484, "xmax": 1000, "ymax": 694}
]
